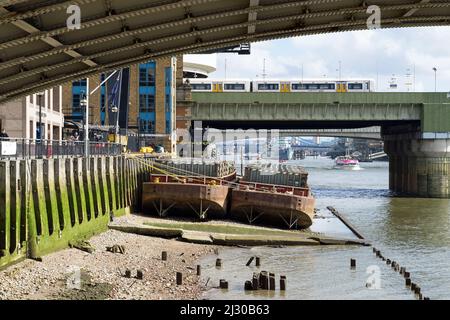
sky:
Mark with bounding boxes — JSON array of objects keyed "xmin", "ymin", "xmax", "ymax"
[{"xmin": 187, "ymin": 27, "xmax": 450, "ymax": 92}]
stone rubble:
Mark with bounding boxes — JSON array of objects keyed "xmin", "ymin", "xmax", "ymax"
[{"xmin": 0, "ymin": 219, "xmax": 217, "ymax": 300}]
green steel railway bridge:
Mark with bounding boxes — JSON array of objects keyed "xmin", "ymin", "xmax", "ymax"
[{"xmin": 190, "ymin": 91, "xmax": 450, "ymax": 198}]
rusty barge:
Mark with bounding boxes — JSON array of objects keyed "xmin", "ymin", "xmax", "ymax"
[
  {"xmin": 230, "ymin": 164, "xmax": 315, "ymax": 229},
  {"xmin": 142, "ymin": 159, "xmax": 236, "ymax": 220},
  {"xmin": 142, "ymin": 160, "xmax": 315, "ymax": 229}
]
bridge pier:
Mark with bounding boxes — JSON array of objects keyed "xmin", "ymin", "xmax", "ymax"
[{"xmin": 384, "ymin": 133, "xmax": 450, "ymax": 198}]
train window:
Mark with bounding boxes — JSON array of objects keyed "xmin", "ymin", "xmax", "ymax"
[
  {"xmin": 191, "ymin": 83, "xmax": 212, "ymax": 90},
  {"xmin": 348, "ymin": 83, "xmax": 363, "ymax": 90},
  {"xmin": 258, "ymin": 83, "xmax": 279, "ymax": 90},
  {"xmin": 308, "ymin": 84, "xmax": 319, "ymax": 90},
  {"xmin": 292, "ymin": 83, "xmax": 306, "ymax": 90},
  {"xmin": 321, "ymin": 84, "xmax": 335, "ymax": 90},
  {"xmin": 224, "ymin": 83, "xmax": 246, "ymax": 91},
  {"xmin": 293, "ymin": 83, "xmax": 336, "ymax": 90}
]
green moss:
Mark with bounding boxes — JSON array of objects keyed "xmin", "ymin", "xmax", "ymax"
[
  {"xmin": 1, "ymin": 156, "xmax": 139, "ymax": 269},
  {"xmin": 143, "ymin": 220, "xmax": 306, "ymax": 237}
]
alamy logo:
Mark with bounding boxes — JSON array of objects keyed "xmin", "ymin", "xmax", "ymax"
[
  {"xmin": 66, "ymin": 265, "xmax": 82, "ymax": 290},
  {"xmin": 67, "ymin": 5, "xmax": 81, "ymax": 30},
  {"xmin": 367, "ymin": 5, "xmax": 381, "ymax": 30},
  {"xmin": 366, "ymin": 265, "xmax": 382, "ymax": 290}
]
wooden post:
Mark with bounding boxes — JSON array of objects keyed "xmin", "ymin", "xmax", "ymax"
[
  {"xmin": 216, "ymin": 258, "xmax": 222, "ymax": 268},
  {"xmin": 269, "ymin": 273, "xmax": 275, "ymax": 291},
  {"xmin": 136, "ymin": 270, "xmax": 144, "ymax": 280},
  {"xmin": 252, "ymin": 273, "xmax": 259, "ymax": 290},
  {"xmin": 220, "ymin": 279, "xmax": 229, "ymax": 290},
  {"xmin": 259, "ymin": 271, "xmax": 269, "ymax": 290},
  {"xmin": 246, "ymin": 257, "xmax": 255, "ymax": 266},
  {"xmin": 176, "ymin": 272, "xmax": 183, "ymax": 285},
  {"xmin": 162, "ymin": 251, "xmax": 168, "ymax": 261},
  {"xmin": 350, "ymin": 259, "xmax": 356, "ymax": 268},
  {"xmin": 197, "ymin": 265, "xmax": 201, "ymax": 276},
  {"xmin": 255, "ymin": 257, "xmax": 261, "ymax": 267},
  {"xmin": 280, "ymin": 275, "xmax": 287, "ymax": 291}
]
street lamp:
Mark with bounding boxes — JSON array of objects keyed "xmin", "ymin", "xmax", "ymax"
[
  {"xmin": 433, "ymin": 67, "xmax": 437, "ymax": 92},
  {"xmin": 79, "ymin": 86, "xmax": 89, "ymax": 164},
  {"xmin": 110, "ymin": 105, "xmax": 119, "ymax": 142},
  {"xmin": 37, "ymin": 92, "xmax": 44, "ymax": 158},
  {"xmin": 80, "ymin": 71, "xmax": 118, "ymax": 167}
]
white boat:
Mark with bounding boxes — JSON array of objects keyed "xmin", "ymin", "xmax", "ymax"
[{"xmin": 333, "ymin": 156, "xmax": 361, "ymax": 171}]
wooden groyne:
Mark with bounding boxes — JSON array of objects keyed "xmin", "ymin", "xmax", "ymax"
[{"xmin": 326, "ymin": 206, "xmax": 366, "ymax": 240}]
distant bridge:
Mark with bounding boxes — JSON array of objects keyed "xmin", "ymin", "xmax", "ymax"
[{"xmin": 280, "ymin": 127, "xmax": 381, "ymax": 140}]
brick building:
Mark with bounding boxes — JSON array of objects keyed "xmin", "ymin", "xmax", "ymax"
[
  {"xmin": 62, "ymin": 56, "xmax": 181, "ymax": 153},
  {"xmin": 0, "ymin": 87, "xmax": 65, "ymax": 140}
]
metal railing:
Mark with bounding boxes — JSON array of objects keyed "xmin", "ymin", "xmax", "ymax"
[{"xmin": 0, "ymin": 138, "xmax": 122, "ymax": 159}]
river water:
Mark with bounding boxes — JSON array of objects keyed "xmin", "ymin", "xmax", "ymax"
[{"xmin": 200, "ymin": 157, "xmax": 450, "ymax": 300}]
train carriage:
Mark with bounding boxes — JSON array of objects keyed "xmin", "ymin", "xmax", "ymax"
[
  {"xmin": 188, "ymin": 79, "xmax": 251, "ymax": 92},
  {"xmin": 188, "ymin": 78, "xmax": 375, "ymax": 93}
]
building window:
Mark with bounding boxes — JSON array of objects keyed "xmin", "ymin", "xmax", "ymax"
[
  {"xmin": 73, "ymin": 79, "xmax": 87, "ymax": 87},
  {"xmin": 72, "ymin": 94, "xmax": 82, "ymax": 114},
  {"xmin": 165, "ymin": 94, "xmax": 171, "ymax": 113},
  {"xmin": 29, "ymin": 121, "xmax": 33, "ymax": 139},
  {"xmin": 52, "ymin": 87, "xmax": 60, "ymax": 112},
  {"xmin": 139, "ymin": 119, "xmax": 155, "ymax": 134},
  {"xmin": 72, "ymin": 78, "xmax": 87, "ymax": 121},
  {"xmin": 139, "ymin": 94, "xmax": 155, "ymax": 113},
  {"xmin": 165, "ymin": 67, "xmax": 172, "ymax": 134},
  {"xmin": 139, "ymin": 64, "xmax": 156, "ymax": 87}
]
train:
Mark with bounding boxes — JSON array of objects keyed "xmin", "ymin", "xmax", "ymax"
[{"xmin": 187, "ymin": 78, "xmax": 376, "ymax": 93}]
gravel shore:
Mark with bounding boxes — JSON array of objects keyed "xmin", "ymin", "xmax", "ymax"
[{"xmin": 0, "ymin": 218, "xmax": 218, "ymax": 300}]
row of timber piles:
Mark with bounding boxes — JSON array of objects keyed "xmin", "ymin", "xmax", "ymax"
[{"xmin": 0, "ymin": 156, "xmax": 152, "ymax": 269}]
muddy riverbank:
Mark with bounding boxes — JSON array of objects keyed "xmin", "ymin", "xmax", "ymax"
[{"xmin": 0, "ymin": 218, "xmax": 217, "ymax": 300}]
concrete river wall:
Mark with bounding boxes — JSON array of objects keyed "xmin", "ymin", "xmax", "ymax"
[{"xmin": 0, "ymin": 156, "xmax": 150, "ymax": 269}]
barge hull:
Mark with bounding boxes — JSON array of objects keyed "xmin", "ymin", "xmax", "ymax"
[
  {"xmin": 230, "ymin": 189, "xmax": 315, "ymax": 229},
  {"xmin": 142, "ymin": 182, "xmax": 230, "ymax": 219}
]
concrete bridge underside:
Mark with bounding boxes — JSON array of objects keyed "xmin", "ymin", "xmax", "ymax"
[
  {"xmin": 191, "ymin": 92, "xmax": 450, "ymax": 198},
  {"xmin": 2, "ymin": 0, "xmax": 450, "ymax": 102}
]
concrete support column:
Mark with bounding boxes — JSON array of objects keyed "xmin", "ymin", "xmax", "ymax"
[{"xmin": 385, "ymin": 135, "xmax": 450, "ymax": 198}]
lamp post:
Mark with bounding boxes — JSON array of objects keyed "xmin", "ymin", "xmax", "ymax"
[
  {"xmin": 80, "ymin": 85, "xmax": 89, "ymax": 167},
  {"xmin": 433, "ymin": 67, "xmax": 437, "ymax": 92},
  {"xmin": 80, "ymin": 70, "xmax": 119, "ymax": 166},
  {"xmin": 37, "ymin": 92, "xmax": 44, "ymax": 158}
]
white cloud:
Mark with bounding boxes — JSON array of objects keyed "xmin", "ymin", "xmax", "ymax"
[{"xmin": 205, "ymin": 27, "xmax": 450, "ymax": 92}]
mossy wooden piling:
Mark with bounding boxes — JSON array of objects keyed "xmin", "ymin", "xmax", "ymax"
[{"xmin": 0, "ymin": 155, "xmax": 151, "ymax": 269}]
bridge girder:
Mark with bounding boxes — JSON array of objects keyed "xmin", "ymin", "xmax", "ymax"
[{"xmin": 1, "ymin": 0, "xmax": 450, "ymax": 103}]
